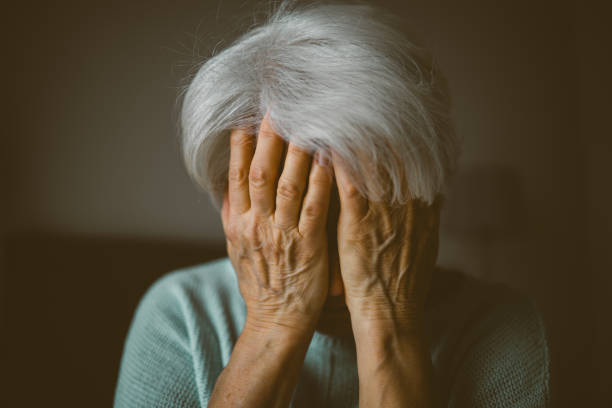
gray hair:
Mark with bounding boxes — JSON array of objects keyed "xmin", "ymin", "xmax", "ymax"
[{"xmin": 180, "ymin": 0, "xmax": 460, "ymax": 211}]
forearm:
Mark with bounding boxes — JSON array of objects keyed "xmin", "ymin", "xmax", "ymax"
[
  {"xmin": 353, "ymin": 319, "xmax": 436, "ymax": 408},
  {"xmin": 208, "ymin": 320, "xmax": 313, "ymax": 408}
]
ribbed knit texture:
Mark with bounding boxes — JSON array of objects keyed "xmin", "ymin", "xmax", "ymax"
[{"xmin": 114, "ymin": 257, "xmax": 550, "ymax": 407}]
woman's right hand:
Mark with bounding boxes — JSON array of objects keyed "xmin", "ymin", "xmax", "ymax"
[{"xmin": 220, "ymin": 112, "xmax": 334, "ymax": 336}]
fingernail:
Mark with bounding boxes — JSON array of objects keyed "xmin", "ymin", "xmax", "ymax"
[{"xmin": 315, "ymin": 151, "xmax": 329, "ymax": 166}]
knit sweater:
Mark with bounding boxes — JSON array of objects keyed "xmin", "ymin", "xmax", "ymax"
[{"xmin": 114, "ymin": 257, "xmax": 550, "ymax": 407}]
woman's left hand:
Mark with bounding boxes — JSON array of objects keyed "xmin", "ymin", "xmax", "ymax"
[
  {"xmin": 331, "ymin": 152, "xmax": 441, "ymax": 334},
  {"xmin": 330, "ymin": 151, "xmax": 441, "ymax": 407}
]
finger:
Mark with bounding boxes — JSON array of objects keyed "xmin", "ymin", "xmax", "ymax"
[
  {"xmin": 228, "ymin": 129, "xmax": 255, "ymax": 215},
  {"xmin": 274, "ymin": 143, "xmax": 312, "ymax": 229},
  {"xmin": 330, "ymin": 151, "xmax": 368, "ymax": 219},
  {"xmin": 249, "ymin": 111, "xmax": 285, "ymax": 215},
  {"xmin": 298, "ymin": 150, "xmax": 333, "ymax": 235}
]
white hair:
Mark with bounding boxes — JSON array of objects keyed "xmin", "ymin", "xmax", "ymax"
[{"xmin": 180, "ymin": 0, "xmax": 460, "ymax": 211}]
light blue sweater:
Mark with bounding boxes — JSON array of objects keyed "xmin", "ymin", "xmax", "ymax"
[{"xmin": 114, "ymin": 257, "xmax": 550, "ymax": 407}]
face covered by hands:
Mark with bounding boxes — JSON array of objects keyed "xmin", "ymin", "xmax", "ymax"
[{"xmin": 220, "ymin": 112, "xmax": 442, "ymax": 338}]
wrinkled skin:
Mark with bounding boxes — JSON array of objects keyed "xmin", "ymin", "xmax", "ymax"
[
  {"xmin": 332, "ymin": 150, "xmax": 441, "ymax": 331},
  {"xmin": 214, "ymin": 112, "xmax": 441, "ymax": 407},
  {"xmin": 221, "ymin": 112, "xmax": 334, "ymax": 333},
  {"xmin": 220, "ymin": 111, "xmax": 441, "ymax": 337}
]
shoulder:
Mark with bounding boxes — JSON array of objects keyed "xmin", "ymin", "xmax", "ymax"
[
  {"xmin": 115, "ymin": 257, "xmax": 243, "ymax": 407},
  {"xmin": 142, "ymin": 256, "xmax": 238, "ymax": 308},
  {"xmin": 429, "ymin": 268, "xmax": 550, "ymax": 408},
  {"xmin": 134, "ymin": 256, "xmax": 245, "ymax": 352}
]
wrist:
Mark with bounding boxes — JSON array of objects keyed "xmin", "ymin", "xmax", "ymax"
[
  {"xmin": 354, "ymin": 328, "xmax": 436, "ymax": 408},
  {"xmin": 352, "ymin": 317, "xmax": 434, "ymax": 395},
  {"xmin": 211, "ymin": 313, "xmax": 314, "ymax": 407},
  {"xmin": 354, "ymin": 320, "xmax": 427, "ymax": 357},
  {"xmin": 349, "ymin": 300, "xmax": 428, "ymax": 362},
  {"xmin": 242, "ymin": 315, "xmax": 315, "ymax": 349},
  {"xmin": 348, "ymin": 298, "xmax": 425, "ymax": 337},
  {"xmin": 244, "ymin": 300, "xmax": 324, "ymax": 339}
]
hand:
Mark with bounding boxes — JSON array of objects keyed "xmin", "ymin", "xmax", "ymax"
[
  {"xmin": 330, "ymin": 152, "xmax": 441, "ymax": 334},
  {"xmin": 330, "ymin": 152, "xmax": 440, "ymax": 408},
  {"xmin": 220, "ymin": 112, "xmax": 334, "ymax": 335}
]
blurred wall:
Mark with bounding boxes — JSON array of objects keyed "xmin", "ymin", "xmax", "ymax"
[
  {"xmin": 4, "ymin": 0, "xmax": 609, "ymax": 406},
  {"xmin": 579, "ymin": 1, "xmax": 612, "ymax": 398},
  {"xmin": 1, "ymin": 14, "xmax": 13, "ymax": 382}
]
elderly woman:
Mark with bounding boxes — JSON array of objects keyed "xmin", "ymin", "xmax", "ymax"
[{"xmin": 115, "ymin": 1, "xmax": 549, "ymax": 407}]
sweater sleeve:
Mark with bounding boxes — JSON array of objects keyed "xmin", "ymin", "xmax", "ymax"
[
  {"xmin": 114, "ymin": 274, "xmax": 205, "ymax": 408},
  {"xmin": 447, "ymin": 291, "xmax": 551, "ymax": 408}
]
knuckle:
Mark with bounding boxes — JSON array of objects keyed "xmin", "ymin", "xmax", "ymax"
[
  {"xmin": 272, "ymin": 218, "xmax": 294, "ymax": 233},
  {"xmin": 225, "ymin": 221, "xmax": 240, "ymax": 243},
  {"xmin": 271, "ymin": 227, "xmax": 289, "ymax": 247},
  {"xmin": 249, "ymin": 165, "xmax": 268, "ymax": 187},
  {"xmin": 242, "ymin": 219, "xmax": 259, "ymax": 242},
  {"xmin": 228, "ymin": 165, "xmax": 248, "ymax": 184},
  {"xmin": 276, "ymin": 179, "xmax": 301, "ymax": 201},
  {"xmin": 302, "ymin": 201, "xmax": 324, "ymax": 219},
  {"xmin": 343, "ymin": 184, "xmax": 361, "ymax": 199}
]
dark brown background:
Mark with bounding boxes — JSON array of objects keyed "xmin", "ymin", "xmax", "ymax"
[{"xmin": 1, "ymin": 0, "xmax": 610, "ymax": 406}]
